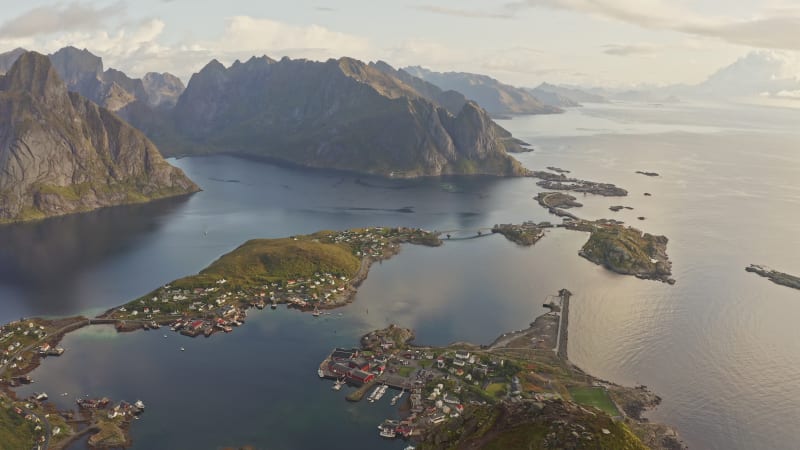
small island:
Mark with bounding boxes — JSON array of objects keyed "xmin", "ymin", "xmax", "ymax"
[
  {"xmin": 531, "ymin": 171, "xmax": 628, "ymax": 197},
  {"xmin": 317, "ymin": 289, "xmax": 683, "ymax": 449},
  {"xmin": 636, "ymin": 171, "xmax": 660, "ymax": 177},
  {"xmin": 745, "ymin": 265, "xmax": 800, "ymax": 291},
  {"xmin": 567, "ymin": 220, "xmax": 674, "ymax": 284},
  {"xmin": 491, "ymin": 222, "xmax": 549, "ymax": 246},
  {"xmin": 609, "ymin": 205, "xmax": 634, "ymax": 212}
]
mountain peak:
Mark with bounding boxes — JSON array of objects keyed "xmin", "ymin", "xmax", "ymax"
[{"xmin": 1, "ymin": 51, "xmax": 68, "ymax": 101}]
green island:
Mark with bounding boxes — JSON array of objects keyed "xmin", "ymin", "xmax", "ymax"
[
  {"xmin": 566, "ymin": 219, "xmax": 675, "ymax": 284},
  {"xmin": 491, "ymin": 222, "xmax": 550, "ymax": 246},
  {"xmin": 317, "ymin": 290, "xmax": 683, "ymax": 449},
  {"xmin": 745, "ymin": 265, "xmax": 800, "ymax": 290}
]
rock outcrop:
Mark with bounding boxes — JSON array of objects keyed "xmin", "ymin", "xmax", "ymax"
[{"xmin": 0, "ymin": 52, "xmax": 198, "ymax": 224}]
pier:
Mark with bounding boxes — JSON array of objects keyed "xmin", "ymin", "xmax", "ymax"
[{"xmin": 556, "ymin": 288, "xmax": 571, "ymax": 360}]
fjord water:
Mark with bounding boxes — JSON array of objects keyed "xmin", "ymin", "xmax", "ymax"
[{"xmin": 4, "ymin": 101, "xmax": 800, "ymax": 449}]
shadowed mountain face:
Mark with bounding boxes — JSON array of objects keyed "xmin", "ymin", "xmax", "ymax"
[
  {"xmin": 402, "ymin": 66, "xmax": 563, "ymax": 115},
  {"xmin": 154, "ymin": 56, "xmax": 529, "ymax": 178},
  {"xmin": 0, "ymin": 52, "xmax": 199, "ymax": 224}
]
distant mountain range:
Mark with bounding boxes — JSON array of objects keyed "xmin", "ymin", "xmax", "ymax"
[
  {"xmin": 403, "ymin": 66, "xmax": 563, "ymax": 115},
  {"xmin": 0, "ymin": 52, "xmax": 198, "ymax": 224},
  {"xmin": 0, "ymin": 46, "xmax": 185, "ymax": 113}
]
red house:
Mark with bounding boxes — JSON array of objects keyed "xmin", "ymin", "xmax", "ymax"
[{"xmin": 346, "ymin": 369, "xmax": 375, "ymax": 385}]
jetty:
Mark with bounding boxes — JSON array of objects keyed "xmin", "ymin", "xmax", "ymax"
[{"xmin": 556, "ymin": 288, "xmax": 571, "ymax": 361}]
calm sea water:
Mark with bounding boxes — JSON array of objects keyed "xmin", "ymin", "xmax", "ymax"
[{"xmin": 4, "ymin": 101, "xmax": 800, "ymax": 449}]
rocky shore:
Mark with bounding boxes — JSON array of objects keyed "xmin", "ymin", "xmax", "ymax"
[
  {"xmin": 531, "ymin": 171, "xmax": 628, "ymax": 197},
  {"xmin": 746, "ymin": 265, "xmax": 800, "ymax": 290}
]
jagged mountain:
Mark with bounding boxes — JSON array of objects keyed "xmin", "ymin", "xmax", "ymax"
[
  {"xmin": 368, "ymin": 61, "xmax": 468, "ymax": 114},
  {"xmin": 0, "ymin": 48, "xmax": 26, "ymax": 74},
  {"xmin": 402, "ymin": 66, "xmax": 562, "ymax": 115},
  {"xmin": 0, "ymin": 47, "xmax": 184, "ymax": 111},
  {"xmin": 0, "ymin": 52, "xmax": 198, "ymax": 224},
  {"xmin": 159, "ymin": 56, "xmax": 529, "ymax": 178},
  {"xmin": 142, "ymin": 72, "xmax": 185, "ymax": 109}
]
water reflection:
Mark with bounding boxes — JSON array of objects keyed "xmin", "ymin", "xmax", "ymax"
[{"xmin": 0, "ymin": 197, "xmax": 190, "ymax": 318}]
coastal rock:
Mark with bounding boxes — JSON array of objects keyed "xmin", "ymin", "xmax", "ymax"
[
  {"xmin": 0, "ymin": 52, "xmax": 198, "ymax": 224},
  {"xmin": 746, "ymin": 265, "xmax": 800, "ymax": 290}
]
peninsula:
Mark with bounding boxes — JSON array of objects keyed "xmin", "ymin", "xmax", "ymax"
[
  {"xmin": 317, "ymin": 289, "xmax": 683, "ymax": 449},
  {"xmin": 745, "ymin": 265, "xmax": 800, "ymax": 290}
]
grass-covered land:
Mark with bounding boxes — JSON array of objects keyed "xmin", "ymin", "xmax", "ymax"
[
  {"xmin": 0, "ymin": 400, "xmax": 36, "ymax": 450},
  {"xmin": 173, "ymin": 237, "xmax": 360, "ymax": 290},
  {"xmin": 418, "ymin": 400, "xmax": 647, "ymax": 450},
  {"xmin": 569, "ymin": 386, "xmax": 621, "ymax": 417},
  {"xmin": 569, "ymin": 219, "xmax": 674, "ymax": 284}
]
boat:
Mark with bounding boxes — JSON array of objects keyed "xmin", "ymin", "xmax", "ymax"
[
  {"xmin": 318, "ymin": 369, "xmax": 325, "ymax": 378},
  {"xmin": 379, "ymin": 428, "xmax": 397, "ymax": 439},
  {"xmin": 332, "ymin": 379, "xmax": 344, "ymax": 391},
  {"xmin": 180, "ymin": 347, "xmax": 185, "ymax": 351},
  {"xmin": 312, "ymin": 306, "xmax": 321, "ymax": 317},
  {"xmin": 271, "ymin": 303, "xmax": 277, "ymax": 310},
  {"xmin": 134, "ymin": 400, "xmax": 145, "ymax": 411},
  {"xmin": 33, "ymin": 392, "xmax": 48, "ymax": 401},
  {"xmin": 390, "ymin": 390, "xmax": 405, "ymax": 406}
]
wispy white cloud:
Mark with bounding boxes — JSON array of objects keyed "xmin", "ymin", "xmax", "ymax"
[
  {"xmin": 0, "ymin": 1, "xmax": 126, "ymax": 39},
  {"xmin": 513, "ymin": 0, "xmax": 800, "ymax": 51},
  {"xmin": 602, "ymin": 43, "xmax": 658, "ymax": 56},
  {"xmin": 413, "ymin": 5, "xmax": 514, "ymax": 19}
]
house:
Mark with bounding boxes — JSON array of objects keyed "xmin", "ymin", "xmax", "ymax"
[
  {"xmin": 348, "ymin": 357, "xmax": 370, "ymax": 371},
  {"xmin": 346, "ymin": 369, "xmax": 375, "ymax": 385},
  {"xmin": 429, "ymin": 413, "xmax": 447, "ymax": 424},
  {"xmin": 454, "ymin": 350, "xmax": 470, "ymax": 360}
]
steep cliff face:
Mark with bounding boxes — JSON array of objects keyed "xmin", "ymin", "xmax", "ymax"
[
  {"xmin": 403, "ymin": 66, "xmax": 562, "ymax": 115},
  {"xmin": 142, "ymin": 72, "xmax": 185, "ymax": 108},
  {"xmin": 0, "ymin": 52, "xmax": 198, "ymax": 224},
  {"xmin": 166, "ymin": 56, "xmax": 527, "ymax": 177}
]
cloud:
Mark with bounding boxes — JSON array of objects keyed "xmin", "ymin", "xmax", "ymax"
[
  {"xmin": 413, "ymin": 5, "xmax": 513, "ymax": 19},
  {"xmin": 211, "ymin": 16, "xmax": 371, "ymax": 59},
  {"xmin": 602, "ymin": 43, "xmax": 657, "ymax": 56},
  {"xmin": 512, "ymin": 0, "xmax": 800, "ymax": 51},
  {"xmin": 0, "ymin": 1, "xmax": 126, "ymax": 39}
]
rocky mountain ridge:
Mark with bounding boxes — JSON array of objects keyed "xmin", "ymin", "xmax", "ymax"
[{"xmin": 0, "ymin": 52, "xmax": 198, "ymax": 224}]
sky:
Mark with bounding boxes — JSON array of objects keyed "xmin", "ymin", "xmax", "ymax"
[{"xmin": 0, "ymin": 0, "xmax": 799, "ymax": 88}]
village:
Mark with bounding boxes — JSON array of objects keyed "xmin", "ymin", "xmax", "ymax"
[
  {"xmin": 103, "ymin": 226, "xmax": 441, "ymax": 338},
  {"xmin": 315, "ymin": 291, "xmax": 593, "ymax": 444}
]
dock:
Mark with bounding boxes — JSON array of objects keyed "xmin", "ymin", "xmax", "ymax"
[{"xmin": 556, "ymin": 288, "xmax": 571, "ymax": 360}]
